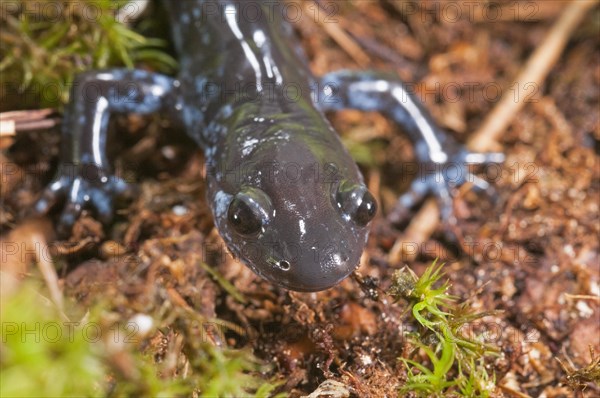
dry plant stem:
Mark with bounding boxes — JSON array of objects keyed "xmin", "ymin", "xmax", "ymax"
[
  {"xmin": 310, "ymin": 3, "xmax": 370, "ymax": 67},
  {"xmin": 14, "ymin": 118, "xmax": 59, "ymax": 132},
  {"xmin": 388, "ymin": 199, "xmax": 439, "ymax": 264},
  {"xmin": 320, "ymin": 22, "xmax": 369, "ymax": 67},
  {"xmin": 0, "ymin": 109, "xmax": 58, "ymax": 136},
  {"xmin": 2, "ymin": 218, "xmax": 66, "ymax": 314},
  {"xmin": 406, "ymin": 0, "xmax": 597, "ymax": 244},
  {"xmin": 32, "ymin": 232, "xmax": 64, "ymax": 311},
  {"xmin": 564, "ymin": 294, "xmax": 600, "ymax": 303},
  {"xmin": 0, "ymin": 109, "xmax": 54, "ymax": 121},
  {"xmin": 468, "ymin": 0, "xmax": 599, "ymax": 152},
  {"xmin": 498, "ymin": 384, "xmax": 534, "ymax": 398},
  {"xmin": 0, "ymin": 120, "xmax": 15, "ymax": 137}
]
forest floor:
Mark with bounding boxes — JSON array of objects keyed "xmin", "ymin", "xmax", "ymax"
[{"xmin": 1, "ymin": 1, "xmax": 599, "ymax": 397}]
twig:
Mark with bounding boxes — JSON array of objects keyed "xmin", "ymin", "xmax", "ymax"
[
  {"xmin": 0, "ymin": 119, "xmax": 15, "ymax": 137},
  {"xmin": 0, "ymin": 108, "xmax": 59, "ymax": 136},
  {"xmin": 406, "ymin": 0, "xmax": 597, "ymax": 244},
  {"xmin": 310, "ymin": 2, "xmax": 370, "ymax": 67},
  {"xmin": 0, "ymin": 108, "xmax": 54, "ymax": 121},
  {"xmin": 468, "ymin": 0, "xmax": 599, "ymax": 152},
  {"xmin": 497, "ymin": 384, "xmax": 534, "ymax": 398},
  {"xmin": 31, "ymin": 231, "xmax": 64, "ymax": 312},
  {"xmin": 388, "ymin": 199, "xmax": 439, "ymax": 264},
  {"xmin": 346, "ymin": 29, "xmax": 412, "ymax": 69},
  {"xmin": 564, "ymin": 294, "xmax": 600, "ymax": 303}
]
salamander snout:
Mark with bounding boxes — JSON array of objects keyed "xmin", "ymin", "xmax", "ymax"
[{"xmin": 219, "ymin": 179, "xmax": 376, "ymax": 291}]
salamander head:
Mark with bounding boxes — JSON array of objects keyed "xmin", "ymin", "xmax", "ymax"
[{"xmin": 207, "ymin": 130, "xmax": 377, "ymax": 291}]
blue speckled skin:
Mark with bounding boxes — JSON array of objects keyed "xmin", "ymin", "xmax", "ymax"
[{"xmin": 36, "ymin": 0, "xmax": 503, "ymax": 291}]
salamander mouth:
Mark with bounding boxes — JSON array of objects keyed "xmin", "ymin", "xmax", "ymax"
[
  {"xmin": 273, "ymin": 270, "xmax": 357, "ymax": 292},
  {"xmin": 260, "ymin": 255, "xmax": 361, "ymax": 292}
]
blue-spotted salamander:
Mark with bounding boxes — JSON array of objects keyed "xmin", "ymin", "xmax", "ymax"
[{"xmin": 35, "ymin": 0, "xmax": 503, "ymax": 291}]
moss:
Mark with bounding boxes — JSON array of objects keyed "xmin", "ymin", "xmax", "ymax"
[
  {"xmin": 0, "ymin": 0, "xmax": 176, "ymax": 109},
  {"xmin": 389, "ymin": 261, "xmax": 499, "ymax": 397},
  {"xmin": 0, "ymin": 280, "xmax": 285, "ymax": 397}
]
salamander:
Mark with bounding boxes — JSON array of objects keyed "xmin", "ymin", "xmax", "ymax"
[{"xmin": 35, "ymin": 0, "xmax": 503, "ymax": 291}]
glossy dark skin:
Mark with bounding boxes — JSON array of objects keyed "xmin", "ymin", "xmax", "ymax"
[{"xmin": 35, "ymin": 0, "xmax": 502, "ymax": 291}]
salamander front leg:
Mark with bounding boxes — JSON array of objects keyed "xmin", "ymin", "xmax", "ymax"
[
  {"xmin": 314, "ymin": 70, "xmax": 504, "ymax": 224},
  {"xmin": 34, "ymin": 69, "xmax": 182, "ymax": 234}
]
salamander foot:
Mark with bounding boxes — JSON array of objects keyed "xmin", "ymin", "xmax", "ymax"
[{"xmin": 34, "ymin": 164, "xmax": 132, "ymax": 235}]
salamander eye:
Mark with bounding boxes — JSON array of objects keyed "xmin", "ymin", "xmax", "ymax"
[
  {"xmin": 227, "ymin": 187, "xmax": 272, "ymax": 236},
  {"xmin": 335, "ymin": 180, "xmax": 377, "ymax": 226}
]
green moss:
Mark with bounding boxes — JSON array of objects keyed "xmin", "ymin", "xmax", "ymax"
[
  {"xmin": 0, "ymin": 0, "xmax": 176, "ymax": 108},
  {"xmin": 0, "ymin": 281, "xmax": 285, "ymax": 397},
  {"xmin": 389, "ymin": 261, "xmax": 499, "ymax": 397},
  {"xmin": 1, "ymin": 285, "xmax": 105, "ymax": 397}
]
